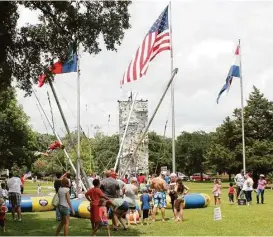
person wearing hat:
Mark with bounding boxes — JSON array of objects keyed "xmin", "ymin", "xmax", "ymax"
[{"xmin": 256, "ymin": 174, "xmax": 267, "ymax": 204}]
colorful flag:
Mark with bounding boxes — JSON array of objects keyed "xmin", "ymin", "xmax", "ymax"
[
  {"xmin": 38, "ymin": 50, "xmax": 77, "ymax": 87},
  {"xmin": 120, "ymin": 6, "xmax": 171, "ymax": 86},
  {"xmin": 216, "ymin": 45, "xmax": 240, "ymax": 104}
]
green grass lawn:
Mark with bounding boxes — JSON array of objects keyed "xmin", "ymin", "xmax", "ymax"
[{"xmin": 4, "ymin": 181, "xmax": 273, "ymax": 236}]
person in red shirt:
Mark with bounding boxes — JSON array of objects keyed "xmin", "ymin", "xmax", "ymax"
[
  {"xmin": 122, "ymin": 174, "xmax": 129, "ymax": 184},
  {"xmin": 0, "ymin": 198, "xmax": 6, "ymax": 232},
  {"xmin": 34, "ymin": 141, "xmax": 65, "ymax": 157},
  {"xmin": 137, "ymin": 173, "xmax": 145, "ymax": 184},
  {"xmin": 85, "ymin": 179, "xmax": 110, "ymax": 230},
  {"xmin": 228, "ymin": 183, "xmax": 236, "ymax": 204},
  {"xmin": 20, "ymin": 175, "xmax": 25, "ymax": 194}
]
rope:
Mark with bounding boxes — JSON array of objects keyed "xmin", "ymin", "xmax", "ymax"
[
  {"xmin": 47, "ymin": 90, "xmax": 55, "ymax": 131},
  {"xmin": 36, "ymin": 103, "xmax": 49, "ymax": 135}
]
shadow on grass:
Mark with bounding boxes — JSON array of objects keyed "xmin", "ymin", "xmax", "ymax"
[{"xmin": 4, "ymin": 212, "xmax": 143, "ymax": 236}]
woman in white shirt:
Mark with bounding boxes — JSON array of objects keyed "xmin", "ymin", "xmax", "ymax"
[
  {"xmin": 242, "ymin": 173, "xmax": 254, "ymax": 205},
  {"xmin": 123, "ymin": 178, "xmax": 138, "ymax": 225},
  {"xmin": 56, "ymin": 177, "xmax": 75, "ymax": 236}
]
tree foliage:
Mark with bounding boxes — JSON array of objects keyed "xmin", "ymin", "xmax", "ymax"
[
  {"xmin": 0, "ymin": 88, "xmax": 37, "ymax": 170},
  {"xmin": 0, "ymin": 1, "xmax": 131, "ymax": 94}
]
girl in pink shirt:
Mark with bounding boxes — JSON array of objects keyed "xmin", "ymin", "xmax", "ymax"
[
  {"xmin": 256, "ymin": 174, "xmax": 267, "ymax": 204},
  {"xmin": 212, "ymin": 179, "xmax": 221, "ymax": 206}
]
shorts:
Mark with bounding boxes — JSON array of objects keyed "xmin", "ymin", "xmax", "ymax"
[
  {"xmin": 9, "ymin": 192, "xmax": 21, "ymax": 207},
  {"xmin": 153, "ymin": 192, "xmax": 166, "ymax": 208},
  {"xmin": 99, "ymin": 220, "xmax": 108, "ymax": 226},
  {"xmin": 59, "ymin": 205, "xmax": 70, "ymax": 217},
  {"xmin": 118, "ymin": 201, "xmax": 129, "ymax": 212},
  {"xmin": 142, "ymin": 209, "xmax": 149, "ymax": 219},
  {"xmin": 0, "ymin": 220, "xmax": 5, "ymax": 227}
]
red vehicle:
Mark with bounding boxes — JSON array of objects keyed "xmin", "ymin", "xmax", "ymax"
[{"xmin": 190, "ymin": 173, "xmax": 211, "ymax": 181}]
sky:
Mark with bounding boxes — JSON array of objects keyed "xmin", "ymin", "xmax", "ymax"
[{"xmin": 16, "ymin": 0, "xmax": 273, "ymax": 138}]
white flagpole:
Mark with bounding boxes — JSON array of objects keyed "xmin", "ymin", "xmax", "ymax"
[
  {"xmin": 169, "ymin": 1, "xmax": 176, "ymax": 173},
  {"xmin": 239, "ymin": 39, "xmax": 246, "ymax": 175},
  {"xmin": 76, "ymin": 44, "xmax": 81, "ymax": 194}
]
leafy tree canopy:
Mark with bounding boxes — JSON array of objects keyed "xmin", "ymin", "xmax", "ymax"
[{"xmin": 0, "ymin": 1, "xmax": 131, "ymax": 95}]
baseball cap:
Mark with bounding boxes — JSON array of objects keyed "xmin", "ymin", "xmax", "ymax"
[
  {"xmin": 260, "ymin": 174, "xmax": 265, "ymax": 177},
  {"xmin": 170, "ymin": 173, "xmax": 177, "ymax": 177}
]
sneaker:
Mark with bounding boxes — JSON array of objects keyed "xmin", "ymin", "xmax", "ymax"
[{"xmin": 18, "ymin": 219, "xmax": 22, "ymax": 222}]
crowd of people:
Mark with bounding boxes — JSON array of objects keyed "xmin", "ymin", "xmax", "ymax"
[
  {"xmin": 212, "ymin": 170, "xmax": 267, "ymax": 206},
  {"xmin": 53, "ymin": 170, "xmax": 189, "ymax": 236},
  {"xmin": 0, "ymin": 169, "xmax": 269, "ymax": 235}
]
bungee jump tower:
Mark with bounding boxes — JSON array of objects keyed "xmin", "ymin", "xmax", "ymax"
[{"xmin": 118, "ymin": 96, "xmax": 149, "ymax": 175}]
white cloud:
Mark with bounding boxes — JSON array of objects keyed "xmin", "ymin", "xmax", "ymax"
[{"xmin": 16, "ymin": 1, "xmax": 273, "ymax": 139}]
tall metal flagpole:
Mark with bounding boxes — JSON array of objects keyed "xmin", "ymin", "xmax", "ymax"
[
  {"xmin": 239, "ymin": 39, "xmax": 246, "ymax": 175},
  {"xmin": 76, "ymin": 45, "xmax": 81, "ymax": 194},
  {"xmin": 169, "ymin": 1, "xmax": 176, "ymax": 173}
]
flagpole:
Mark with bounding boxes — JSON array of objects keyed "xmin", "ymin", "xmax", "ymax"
[
  {"xmin": 76, "ymin": 43, "xmax": 81, "ymax": 194},
  {"xmin": 169, "ymin": 1, "xmax": 176, "ymax": 173},
  {"xmin": 239, "ymin": 39, "xmax": 246, "ymax": 175}
]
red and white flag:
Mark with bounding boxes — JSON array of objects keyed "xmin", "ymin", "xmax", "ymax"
[{"xmin": 121, "ymin": 6, "xmax": 171, "ymax": 86}]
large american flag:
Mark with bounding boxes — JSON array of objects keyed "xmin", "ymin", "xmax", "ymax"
[{"xmin": 121, "ymin": 6, "xmax": 171, "ymax": 86}]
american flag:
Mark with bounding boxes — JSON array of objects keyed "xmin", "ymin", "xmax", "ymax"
[{"xmin": 121, "ymin": 6, "xmax": 171, "ymax": 86}]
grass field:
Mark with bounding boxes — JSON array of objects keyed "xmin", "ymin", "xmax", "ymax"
[{"xmin": 3, "ymin": 181, "xmax": 273, "ymax": 236}]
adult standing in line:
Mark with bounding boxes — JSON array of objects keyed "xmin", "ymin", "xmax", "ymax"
[
  {"xmin": 169, "ymin": 173, "xmax": 177, "ymax": 219},
  {"xmin": 256, "ymin": 174, "xmax": 267, "ymax": 204},
  {"xmin": 100, "ymin": 170, "xmax": 120, "ymax": 229},
  {"xmin": 242, "ymin": 172, "xmax": 254, "ymax": 205},
  {"xmin": 151, "ymin": 173, "xmax": 168, "ymax": 222},
  {"xmin": 54, "ymin": 173, "xmax": 62, "ymax": 221},
  {"xmin": 137, "ymin": 173, "xmax": 145, "ymax": 184},
  {"xmin": 234, "ymin": 169, "xmax": 245, "ymax": 199},
  {"xmin": 7, "ymin": 173, "xmax": 22, "ymax": 221}
]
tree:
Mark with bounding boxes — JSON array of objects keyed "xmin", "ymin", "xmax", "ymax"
[
  {"xmin": 176, "ymin": 131, "xmax": 211, "ymax": 177},
  {"xmin": 0, "ymin": 88, "xmax": 37, "ymax": 170},
  {"xmin": 0, "ymin": 1, "xmax": 131, "ymax": 94},
  {"xmin": 206, "ymin": 86, "xmax": 273, "ymax": 178},
  {"xmin": 148, "ymin": 131, "xmax": 172, "ymax": 174},
  {"xmin": 91, "ymin": 132, "xmax": 119, "ymax": 174}
]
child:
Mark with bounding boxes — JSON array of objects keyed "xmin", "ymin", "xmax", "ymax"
[
  {"xmin": 228, "ymin": 183, "xmax": 236, "ymax": 204},
  {"xmin": 0, "ymin": 198, "xmax": 6, "ymax": 232},
  {"xmin": 174, "ymin": 178, "xmax": 189, "ymax": 222},
  {"xmin": 212, "ymin": 179, "xmax": 220, "ymax": 206},
  {"xmin": 91, "ymin": 199, "xmax": 111, "ymax": 237},
  {"xmin": 140, "ymin": 189, "xmax": 151, "ymax": 225},
  {"xmin": 148, "ymin": 189, "xmax": 154, "ymax": 217},
  {"xmin": 34, "ymin": 141, "xmax": 65, "ymax": 157},
  {"xmin": 218, "ymin": 179, "xmax": 222, "ymax": 205},
  {"xmin": 0, "ymin": 183, "xmax": 8, "ymax": 200},
  {"xmin": 37, "ymin": 184, "xmax": 41, "ymax": 194},
  {"xmin": 140, "ymin": 180, "xmax": 148, "ymax": 193}
]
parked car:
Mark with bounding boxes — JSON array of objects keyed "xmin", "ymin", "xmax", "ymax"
[
  {"xmin": 190, "ymin": 173, "xmax": 211, "ymax": 181},
  {"xmin": 177, "ymin": 172, "xmax": 189, "ymax": 181}
]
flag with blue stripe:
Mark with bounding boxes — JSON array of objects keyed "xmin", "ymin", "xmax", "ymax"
[{"xmin": 216, "ymin": 45, "xmax": 240, "ymax": 104}]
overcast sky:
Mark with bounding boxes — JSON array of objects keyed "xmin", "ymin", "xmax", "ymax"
[{"xmin": 17, "ymin": 0, "xmax": 273, "ymax": 138}]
